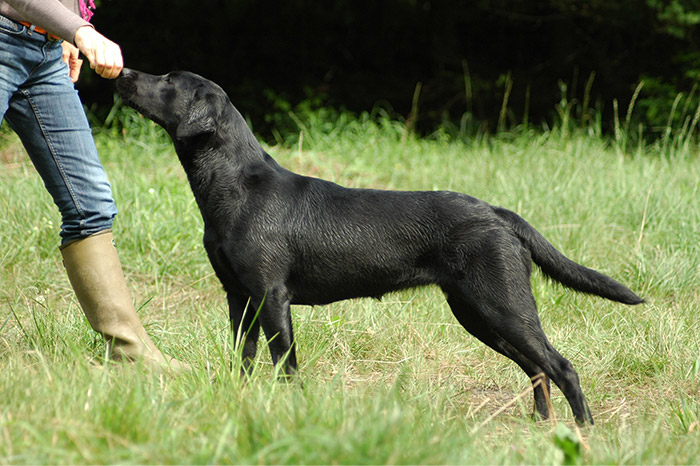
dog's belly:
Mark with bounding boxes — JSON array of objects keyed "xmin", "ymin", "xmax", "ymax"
[
  {"xmin": 286, "ymin": 258, "xmax": 436, "ymax": 306},
  {"xmin": 288, "ymin": 282, "xmax": 417, "ymax": 306}
]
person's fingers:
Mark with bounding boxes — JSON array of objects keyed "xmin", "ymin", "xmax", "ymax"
[
  {"xmin": 102, "ymin": 44, "xmax": 124, "ymax": 79},
  {"xmin": 61, "ymin": 41, "xmax": 71, "ymax": 64},
  {"xmin": 69, "ymin": 56, "xmax": 83, "ymax": 82},
  {"xmin": 92, "ymin": 42, "xmax": 105, "ymax": 76},
  {"xmin": 61, "ymin": 41, "xmax": 82, "ymax": 82},
  {"xmin": 96, "ymin": 42, "xmax": 123, "ymax": 79}
]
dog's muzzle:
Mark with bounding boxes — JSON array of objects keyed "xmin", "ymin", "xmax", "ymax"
[{"xmin": 116, "ymin": 68, "xmax": 138, "ymax": 100}]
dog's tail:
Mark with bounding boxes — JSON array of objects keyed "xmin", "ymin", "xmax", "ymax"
[{"xmin": 494, "ymin": 207, "xmax": 644, "ymax": 305}]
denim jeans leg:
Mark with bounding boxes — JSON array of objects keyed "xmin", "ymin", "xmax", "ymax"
[{"xmin": 1, "ymin": 28, "xmax": 117, "ymax": 244}]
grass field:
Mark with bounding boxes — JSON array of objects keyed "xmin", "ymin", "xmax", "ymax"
[{"xmin": 1, "ymin": 110, "xmax": 699, "ymax": 464}]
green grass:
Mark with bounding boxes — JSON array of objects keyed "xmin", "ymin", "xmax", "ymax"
[{"xmin": 1, "ymin": 111, "xmax": 699, "ymax": 464}]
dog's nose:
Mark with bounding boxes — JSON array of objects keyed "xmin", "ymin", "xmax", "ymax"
[{"xmin": 118, "ymin": 68, "xmax": 135, "ymax": 79}]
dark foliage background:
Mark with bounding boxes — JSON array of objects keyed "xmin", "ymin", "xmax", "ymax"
[{"xmin": 81, "ymin": 0, "xmax": 700, "ymax": 139}]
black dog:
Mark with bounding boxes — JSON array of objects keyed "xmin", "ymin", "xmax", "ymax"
[{"xmin": 117, "ymin": 69, "xmax": 643, "ymax": 425}]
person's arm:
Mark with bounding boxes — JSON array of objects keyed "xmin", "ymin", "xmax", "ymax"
[
  {"xmin": 2, "ymin": 0, "xmax": 89, "ymax": 43},
  {"xmin": 4, "ymin": 0, "xmax": 123, "ymax": 79}
]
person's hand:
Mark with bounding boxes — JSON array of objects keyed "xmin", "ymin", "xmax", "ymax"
[
  {"xmin": 73, "ymin": 25, "xmax": 123, "ymax": 79},
  {"xmin": 61, "ymin": 41, "xmax": 83, "ymax": 83}
]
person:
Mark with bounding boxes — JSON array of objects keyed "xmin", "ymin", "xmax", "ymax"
[{"xmin": 0, "ymin": 0, "xmax": 187, "ymax": 371}]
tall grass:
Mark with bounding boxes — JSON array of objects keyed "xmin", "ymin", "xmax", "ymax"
[{"xmin": 0, "ymin": 107, "xmax": 699, "ymax": 464}]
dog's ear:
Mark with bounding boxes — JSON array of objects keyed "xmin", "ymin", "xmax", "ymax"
[{"xmin": 175, "ymin": 92, "xmax": 218, "ymax": 139}]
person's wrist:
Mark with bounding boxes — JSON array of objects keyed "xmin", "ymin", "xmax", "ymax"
[{"xmin": 73, "ymin": 24, "xmax": 95, "ymax": 46}]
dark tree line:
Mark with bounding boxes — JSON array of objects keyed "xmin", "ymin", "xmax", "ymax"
[{"xmin": 81, "ymin": 0, "xmax": 700, "ymax": 139}]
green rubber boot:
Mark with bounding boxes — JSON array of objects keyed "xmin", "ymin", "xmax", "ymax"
[{"xmin": 61, "ymin": 230, "xmax": 189, "ymax": 372}]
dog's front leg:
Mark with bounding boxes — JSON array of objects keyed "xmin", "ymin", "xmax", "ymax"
[
  {"xmin": 254, "ymin": 286, "xmax": 297, "ymax": 378},
  {"xmin": 228, "ymin": 293, "xmax": 261, "ymax": 376}
]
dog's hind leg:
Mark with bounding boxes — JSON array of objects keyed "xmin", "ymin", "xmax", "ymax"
[
  {"xmin": 229, "ymin": 294, "xmax": 261, "ymax": 376},
  {"xmin": 445, "ymin": 230, "xmax": 593, "ymax": 424},
  {"xmin": 442, "ymin": 234, "xmax": 593, "ymax": 424},
  {"xmin": 253, "ymin": 286, "xmax": 298, "ymax": 378},
  {"xmin": 452, "ymin": 281, "xmax": 592, "ymax": 425},
  {"xmin": 446, "ymin": 295, "xmax": 553, "ymax": 421}
]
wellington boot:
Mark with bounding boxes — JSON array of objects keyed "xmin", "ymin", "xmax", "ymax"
[{"xmin": 60, "ymin": 230, "xmax": 189, "ymax": 372}]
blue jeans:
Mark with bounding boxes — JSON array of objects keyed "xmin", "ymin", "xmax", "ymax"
[{"xmin": 0, "ymin": 14, "xmax": 117, "ymax": 244}]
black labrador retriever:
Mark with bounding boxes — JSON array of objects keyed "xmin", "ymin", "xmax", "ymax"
[{"xmin": 116, "ymin": 68, "xmax": 643, "ymax": 425}]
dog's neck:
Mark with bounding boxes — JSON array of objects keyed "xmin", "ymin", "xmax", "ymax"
[
  {"xmin": 173, "ymin": 123, "xmax": 263, "ymax": 167},
  {"xmin": 174, "ymin": 130, "xmax": 268, "ymax": 227}
]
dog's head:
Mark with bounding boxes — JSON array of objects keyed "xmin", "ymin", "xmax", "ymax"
[{"xmin": 116, "ymin": 68, "xmax": 232, "ymax": 140}]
